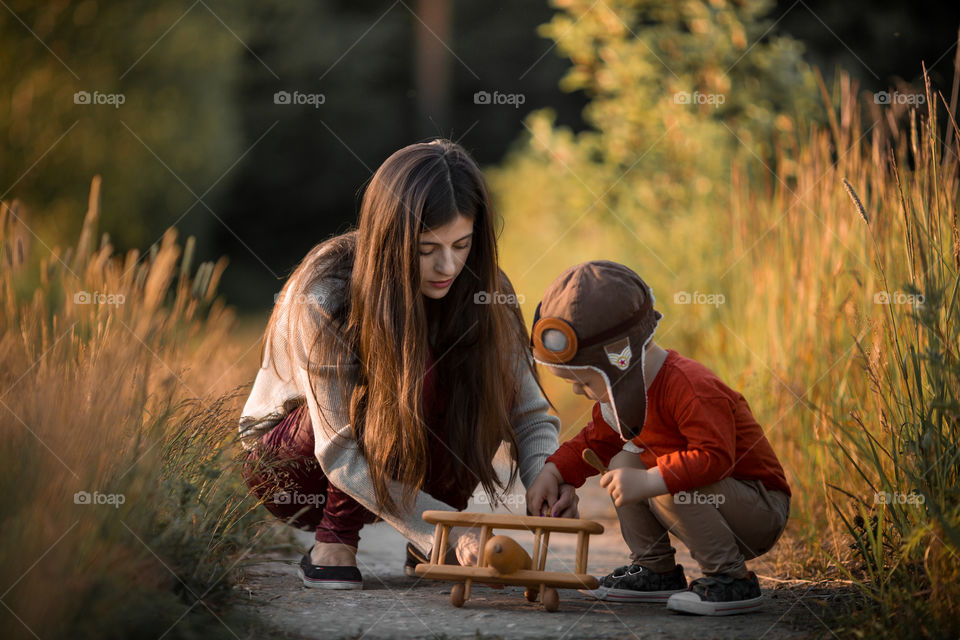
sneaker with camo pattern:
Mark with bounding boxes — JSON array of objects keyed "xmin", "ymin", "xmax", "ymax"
[
  {"xmin": 666, "ymin": 571, "xmax": 763, "ymax": 615},
  {"xmin": 581, "ymin": 563, "xmax": 687, "ymax": 602}
]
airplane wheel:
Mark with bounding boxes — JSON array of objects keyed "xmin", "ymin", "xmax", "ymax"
[
  {"xmin": 542, "ymin": 587, "xmax": 559, "ymax": 612},
  {"xmin": 524, "ymin": 587, "xmax": 538, "ymax": 602},
  {"xmin": 450, "ymin": 583, "xmax": 466, "ymax": 607}
]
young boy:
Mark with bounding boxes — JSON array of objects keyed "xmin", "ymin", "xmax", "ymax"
[{"xmin": 526, "ymin": 261, "xmax": 791, "ymax": 616}]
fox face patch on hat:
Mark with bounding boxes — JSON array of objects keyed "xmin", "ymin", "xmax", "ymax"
[{"xmin": 530, "ymin": 261, "xmax": 662, "ymax": 440}]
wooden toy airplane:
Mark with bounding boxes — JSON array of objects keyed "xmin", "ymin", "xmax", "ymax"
[{"xmin": 414, "ymin": 510, "xmax": 604, "ymax": 612}]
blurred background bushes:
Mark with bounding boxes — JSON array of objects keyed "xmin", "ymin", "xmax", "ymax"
[{"xmin": 2, "ymin": 0, "xmax": 958, "ymax": 310}]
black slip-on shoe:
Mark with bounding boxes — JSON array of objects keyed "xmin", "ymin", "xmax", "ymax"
[
  {"xmin": 297, "ymin": 546, "xmax": 363, "ymax": 590},
  {"xmin": 667, "ymin": 571, "xmax": 763, "ymax": 615},
  {"xmin": 404, "ymin": 543, "xmax": 428, "ymax": 577}
]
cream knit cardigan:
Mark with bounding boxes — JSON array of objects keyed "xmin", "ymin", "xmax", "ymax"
[{"xmin": 238, "ymin": 258, "xmax": 560, "ymax": 551}]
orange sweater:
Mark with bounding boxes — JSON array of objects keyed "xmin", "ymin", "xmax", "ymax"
[{"xmin": 546, "ymin": 349, "xmax": 791, "ymax": 496}]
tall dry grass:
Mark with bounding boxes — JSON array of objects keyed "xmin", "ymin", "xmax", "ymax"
[
  {"xmin": 716, "ymin": 64, "xmax": 960, "ymax": 636},
  {"xmin": 0, "ymin": 177, "xmax": 270, "ymax": 639}
]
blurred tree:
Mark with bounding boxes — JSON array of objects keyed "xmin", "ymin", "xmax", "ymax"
[
  {"xmin": 0, "ymin": 1, "xmax": 249, "ymax": 251},
  {"xmin": 214, "ymin": 0, "xmax": 590, "ymax": 310},
  {"xmin": 213, "ymin": 0, "xmax": 415, "ymax": 308},
  {"xmin": 489, "ymin": 0, "xmax": 822, "ymax": 298},
  {"xmin": 415, "ymin": 0, "xmax": 453, "ymax": 138},
  {"xmin": 1, "ymin": 1, "xmax": 610, "ymax": 311},
  {"xmin": 494, "ymin": 0, "xmax": 820, "ymax": 223}
]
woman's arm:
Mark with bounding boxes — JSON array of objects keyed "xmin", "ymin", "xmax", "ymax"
[{"xmin": 509, "ymin": 351, "xmax": 561, "ymax": 490}]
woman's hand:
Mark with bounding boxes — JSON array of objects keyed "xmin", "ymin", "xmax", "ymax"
[
  {"xmin": 448, "ymin": 528, "xmax": 504, "ymax": 588},
  {"xmin": 451, "ymin": 528, "xmax": 481, "ymax": 566}
]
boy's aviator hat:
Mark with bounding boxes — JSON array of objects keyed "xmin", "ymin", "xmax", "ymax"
[{"xmin": 531, "ymin": 261, "xmax": 662, "ymax": 440}]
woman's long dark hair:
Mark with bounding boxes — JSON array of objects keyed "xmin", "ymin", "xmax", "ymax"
[{"xmin": 263, "ymin": 139, "xmax": 536, "ymax": 516}]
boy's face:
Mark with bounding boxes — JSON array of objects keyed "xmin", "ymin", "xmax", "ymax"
[{"xmin": 545, "ymin": 366, "xmax": 610, "ymax": 403}]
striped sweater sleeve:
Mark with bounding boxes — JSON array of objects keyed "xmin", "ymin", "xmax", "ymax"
[{"xmin": 509, "ymin": 350, "xmax": 561, "ymax": 490}]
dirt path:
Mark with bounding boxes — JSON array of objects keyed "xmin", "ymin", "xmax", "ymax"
[{"xmin": 235, "ymin": 476, "xmax": 835, "ymax": 639}]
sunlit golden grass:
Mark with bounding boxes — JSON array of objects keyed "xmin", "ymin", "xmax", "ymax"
[{"xmin": 0, "ymin": 178, "xmax": 275, "ymax": 639}]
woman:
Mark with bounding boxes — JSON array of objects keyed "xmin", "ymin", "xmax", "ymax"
[{"xmin": 240, "ymin": 139, "xmax": 576, "ymax": 589}]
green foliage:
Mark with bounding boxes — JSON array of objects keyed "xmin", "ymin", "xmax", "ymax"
[
  {"xmin": 0, "ymin": 1, "xmax": 247, "ymax": 248},
  {"xmin": 492, "ymin": 0, "xmax": 820, "ymax": 242},
  {"xmin": 491, "ymin": 0, "xmax": 823, "ymax": 371}
]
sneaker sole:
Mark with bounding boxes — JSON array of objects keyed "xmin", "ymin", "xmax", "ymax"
[
  {"xmin": 667, "ymin": 593, "xmax": 764, "ymax": 615},
  {"xmin": 297, "ymin": 566, "xmax": 363, "ymax": 590},
  {"xmin": 580, "ymin": 586, "xmax": 685, "ymax": 602}
]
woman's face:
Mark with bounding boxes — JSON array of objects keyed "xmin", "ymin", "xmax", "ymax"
[{"xmin": 419, "ymin": 214, "xmax": 474, "ymax": 299}]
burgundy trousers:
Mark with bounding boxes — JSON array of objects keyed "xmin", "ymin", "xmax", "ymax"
[{"xmin": 242, "ymin": 402, "xmax": 473, "ymax": 548}]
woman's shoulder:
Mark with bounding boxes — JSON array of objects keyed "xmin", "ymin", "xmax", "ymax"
[
  {"xmin": 286, "ymin": 232, "xmax": 355, "ymax": 314},
  {"xmin": 269, "ymin": 233, "xmax": 359, "ymax": 367}
]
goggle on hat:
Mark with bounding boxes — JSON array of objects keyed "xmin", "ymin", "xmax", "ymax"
[{"xmin": 531, "ymin": 261, "xmax": 662, "ymax": 440}]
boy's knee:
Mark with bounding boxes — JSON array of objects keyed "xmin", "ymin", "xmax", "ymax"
[
  {"xmin": 609, "ymin": 449, "xmax": 647, "ymax": 471},
  {"xmin": 649, "ymin": 491, "xmax": 682, "ymax": 515},
  {"xmin": 648, "ymin": 489, "xmax": 721, "ymax": 523}
]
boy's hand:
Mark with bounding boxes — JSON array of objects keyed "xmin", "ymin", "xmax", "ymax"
[
  {"xmin": 527, "ymin": 462, "xmax": 579, "ymax": 517},
  {"xmin": 600, "ymin": 467, "xmax": 668, "ymax": 507}
]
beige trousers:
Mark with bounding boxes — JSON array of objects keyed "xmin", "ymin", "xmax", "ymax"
[{"xmin": 608, "ymin": 450, "xmax": 790, "ymax": 578}]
